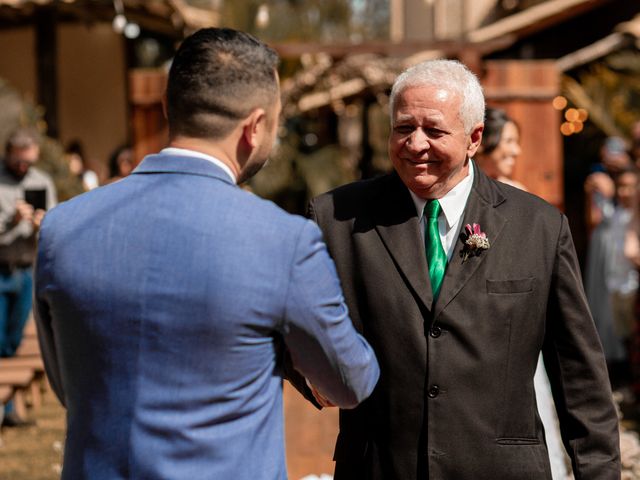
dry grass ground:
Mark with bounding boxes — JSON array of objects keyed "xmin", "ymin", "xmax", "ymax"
[{"xmin": 0, "ymin": 392, "xmax": 65, "ymax": 480}]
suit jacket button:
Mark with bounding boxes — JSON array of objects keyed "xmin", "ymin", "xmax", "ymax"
[
  {"xmin": 430, "ymin": 326, "xmax": 442, "ymax": 338},
  {"xmin": 428, "ymin": 385, "xmax": 440, "ymax": 398}
]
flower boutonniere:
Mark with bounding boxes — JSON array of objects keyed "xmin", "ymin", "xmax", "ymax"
[{"xmin": 461, "ymin": 223, "xmax": 490, "ymax": 263}]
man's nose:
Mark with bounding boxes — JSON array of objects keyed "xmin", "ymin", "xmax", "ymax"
[{"xmin": 406, "ymin": 129, "xmax": 429, "ymax": 152}]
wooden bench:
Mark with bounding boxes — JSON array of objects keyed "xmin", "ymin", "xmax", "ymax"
[
  {"xmin": 0, "ymin": 368, "xmax": 35, "ymax": 418},
  {"xmin": 0, "ymin": 357, "xmax": 46, "ymax": 409}
]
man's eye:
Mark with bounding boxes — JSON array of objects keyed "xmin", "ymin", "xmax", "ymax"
[
  {"xmin": 426, "ymin": 128, "xmax": 445, "ymax": 138},
  {"xmin": 393, "ymin": 125, "xmax": 414, "ymax": 134}
]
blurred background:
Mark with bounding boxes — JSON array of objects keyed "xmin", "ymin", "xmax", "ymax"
[
  {"xmin": 0, "ymin": 0, "xmax": 638, "ymax": 260},
  {"xmin": 1, "ymin": 0, "xmax": 640, "ymax": 478}
]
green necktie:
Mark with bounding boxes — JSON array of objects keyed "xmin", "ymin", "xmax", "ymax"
[{"xmin": 424, "ymin": 199, "xmax": 447, "ymax": 300}]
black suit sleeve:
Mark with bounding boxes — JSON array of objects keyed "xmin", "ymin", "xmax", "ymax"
[{"xmin": 543, "ymin": 214, "xmax": 620, "ymax": 479}]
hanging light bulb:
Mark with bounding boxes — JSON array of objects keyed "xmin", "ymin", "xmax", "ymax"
[
  {"xmin": 255, "ymin": 4, "xmax": 270, "ymax": 29},
  {"xmin": 124, "ymin": 22, "xmax": 141, "ymax": 39},
  {"xmin": 112, "ymin": 13, "xmax": 127, "ymax": 33}
]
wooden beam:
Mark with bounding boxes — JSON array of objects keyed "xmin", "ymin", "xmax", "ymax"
[
  {"xmin": 467, "ymin": 0, "xmax": 610, "ymax": 43},
  {"xmin": 272, "ymin": 36, "xmax": 514, "ymax": 60},
  {"xmin": 555, "ymin": 32, "xmax": 626, "ymax": 72},
  {"xmin": 35, "ymin": 5, "xmax": 58, "ymax": 138}
]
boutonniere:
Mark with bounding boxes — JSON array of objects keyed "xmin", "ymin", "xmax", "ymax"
[{"xmin": 461, "ymin": 223, "xmax": 490, "ymax": 263}]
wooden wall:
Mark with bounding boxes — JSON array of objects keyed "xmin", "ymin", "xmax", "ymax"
[
  {"xmin": 482, "ymin": 60, "xmax": 563, "ymax": 209},
  {"xmin": 128, "ymin": 68, "xmax": 168, "ymax": 165}
]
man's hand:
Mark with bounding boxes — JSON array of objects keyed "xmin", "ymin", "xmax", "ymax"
[
  {"xmin": 14, "ymin": 200, "xmax": 34, "ymax": 224},
  {"xmin": 32, "ymin": 209, "xmax": 46, "ymax": 229},
  {"xmin": 307, "ymin": 380, "xmax": 337, "ymax": 408}
]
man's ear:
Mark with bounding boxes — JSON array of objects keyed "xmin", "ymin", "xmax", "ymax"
[
  {"xmin": 467, "ymin": 122, "xmax": 484, "ymax": 158},
  {"xmin": 241, "ymin": 108, "xmax": 266, "ymax": 149}
]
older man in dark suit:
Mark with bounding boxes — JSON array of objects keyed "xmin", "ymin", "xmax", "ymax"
[{"xmin": 306, "ymin": 59, "xmax": 620, "ymax": 479}]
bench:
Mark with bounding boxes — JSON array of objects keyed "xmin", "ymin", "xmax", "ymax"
[{"xmin": 0, "ymin": 368, "xmax": 35, "ymax": 418}]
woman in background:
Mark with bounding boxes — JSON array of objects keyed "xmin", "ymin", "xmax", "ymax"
[
  {"xmin": 106, "ymin": 144, "xmax": 134, "ymax": 184},
  {"xmin": 475, "ymin": 107, "xmax": 527, "ymax": 191},
  {"xmin": 476, "ymin": 107, "xmax": 569, "ymax": 480}
]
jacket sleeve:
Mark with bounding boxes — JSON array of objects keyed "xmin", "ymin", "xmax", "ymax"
[
  {"xmin": 33, "ymin": 219, "xmax": 66, "ymax": 407},
  {"xmin": 282, "ymin": 219, "xmax": 379, "ymax": 409},
  {"xmin": 543, "ymin": 214, "xmax": 620, "ymax": 479}
]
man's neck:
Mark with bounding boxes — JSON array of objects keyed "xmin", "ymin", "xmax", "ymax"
[{"xmin": 168, "ymin": 136, "xmax": 240, "ymax": 179}]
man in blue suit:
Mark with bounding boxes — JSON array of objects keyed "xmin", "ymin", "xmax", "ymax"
[{"xmin": 34, "ymin": 28, "xmax": 379, "ymax": 480}]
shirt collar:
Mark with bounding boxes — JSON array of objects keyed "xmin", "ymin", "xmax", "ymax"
[
  {"xmin": 410, "ymin": 161, "xmax": 475, "ymax": 229},
  {"xmin": 160, "ymin": 147, "xmax": 236, "ymax": 183}
]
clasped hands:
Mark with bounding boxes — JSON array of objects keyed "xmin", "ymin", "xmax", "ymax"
[{"xmin": 306, "ymin": 379, "xmax": 337, "ymax": 408}]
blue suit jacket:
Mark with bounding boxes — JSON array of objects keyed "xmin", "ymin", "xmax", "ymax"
[{"xmin": 35, "ymin": 153, "xmax": 379, "ymax": 480}]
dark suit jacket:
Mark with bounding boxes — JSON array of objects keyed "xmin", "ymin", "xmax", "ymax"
[{"xmin": 307, "ymin": 164, "xmax": 620, "ymax": 479}]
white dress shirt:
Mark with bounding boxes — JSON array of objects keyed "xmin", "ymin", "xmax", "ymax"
[
  {"xmin": 410, "ymin": 161, "xmax": 475, "ymax": 260},
  {"xmin": 160, "ymin": 147, "xmax": 236, "ymax": 184}
]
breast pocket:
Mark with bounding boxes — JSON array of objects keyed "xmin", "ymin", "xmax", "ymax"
[{"xmin": 486, "ymin": 277, "xmax": 534, "ymax": 295}]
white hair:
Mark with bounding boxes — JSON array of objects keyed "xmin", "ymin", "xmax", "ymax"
[{"xmin": 389, "ymin": 59, "xmax": 485, "ymax": 134}]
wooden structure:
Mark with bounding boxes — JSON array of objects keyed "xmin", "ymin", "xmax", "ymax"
[
  {"xmin": 0, "ymin": 0, "xmax": 219, "ymax": 169},
  {"xmin": 483, "ymin": 60, "xmax": 563, "ymax": 207},
  {"xmin": 129, "ymin": 69, "xmax": 169, "ymax": 163},
  {"xmin": 0, "ymin": 319, "xmax": 48, "ymax": 428}
]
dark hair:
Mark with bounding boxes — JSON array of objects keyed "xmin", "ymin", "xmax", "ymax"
[
  {"xmin": 166, "ymin": 28, "xmax": 279, "ymax": 140},
  {"xmin": 5, "ymin": 128, "xmax": 40, "ymax": 154},
  {"xmin": 65, "ymin": 139, "xmax": 85, "ymax": 158},
  {"xmin": 108, "ymin": 144, "xmax": 132, "ymax": 178},
  {"xmin": 481, "ymin": 108, "xmax": 517, "ymax": 155}
]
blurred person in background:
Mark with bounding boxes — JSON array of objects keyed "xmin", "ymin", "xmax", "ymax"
[
  {"xmin": 584, "ymin": 136, "xmax": 631, "ymax": 234},
  {"xmin": 0, "ymin": 128, "xmax": 56, "ymax": 427},
  {"xmin": 475, "ymin": 107, "xmax": 527, "ymax": 191},
  {"xmin": 584, "ymin": 139, "xmax": 635, "ymax": 379},
  {"xmin": 106, "ymin": 144, "xmax": 134, "ymax": 184},
  {"xmin": 476, "ymin": 107, "xmax": 569, "ymax": 480},
  {"xmin": 65, "ymin": 140, "xmax": 99, "ymax": 191}
]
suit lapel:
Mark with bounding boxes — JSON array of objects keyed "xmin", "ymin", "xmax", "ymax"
[
  {"xmin": 373, "ymin": 174, "xmax": 433, "ymax": 311},
  {"xmin": 433, "ymin": 165, "xmax": 507, "ymax": 320}
]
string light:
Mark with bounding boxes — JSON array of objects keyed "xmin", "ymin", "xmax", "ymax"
[
  {"xmin": 552, "ymin": 96, "xmax": 567, "ymax": 110},
  {"xmin": 112, "ymin": 0, "xmax": 140, "ymax": 39}
]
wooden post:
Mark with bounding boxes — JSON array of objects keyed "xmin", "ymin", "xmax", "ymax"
[
  {"xmin": 128, "ymin": 68, "xmax": 169, "ymax": 164},
  {"xmin": 482, "ymin": 60, "xmax": 563, "ymax": 209},
  {"xmin": 35, "ymin": 6, "xmax": 59, "ymax": 138}
]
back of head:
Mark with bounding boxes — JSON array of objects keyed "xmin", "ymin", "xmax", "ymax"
[
  {"xmin": 166, "ymin": 28, "xmax": 279, "ymax": 141},
  {"xmin": 389, "ymin": 59, "xmax": 485, "ymax": 134},
  {"xmin": 480, "ymin": 108, "xmax": 513, "ymax": 155}
]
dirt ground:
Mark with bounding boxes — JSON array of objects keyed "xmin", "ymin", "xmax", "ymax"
[{"xmin": 0, "ymin": 392, "xmax": 65, "ymax": 480}]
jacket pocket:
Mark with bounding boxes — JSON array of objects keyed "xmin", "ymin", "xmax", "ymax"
[
  {"xmin": 496, "ymin": 437, "xmax": 540, "ymax": 445},
  {"xmin": 486, "ymin": 277, "xmax": 534, "ymax": 294}
]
